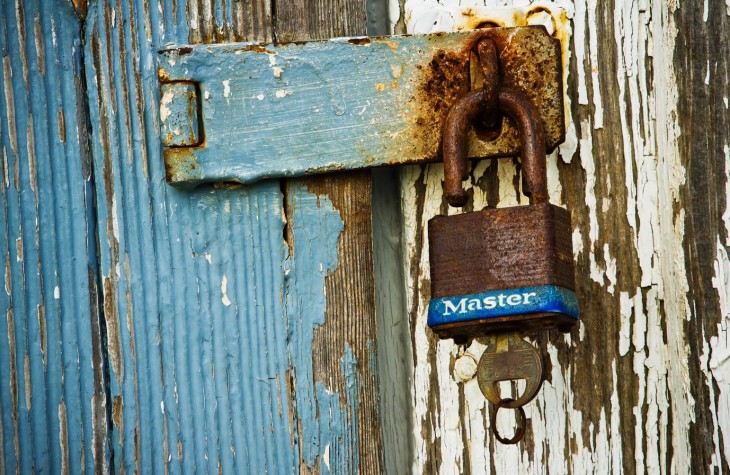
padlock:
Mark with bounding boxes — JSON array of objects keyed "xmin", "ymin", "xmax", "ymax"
[{"xmin": 427, "ymin": 88, "xmax": 579, "ymax": 340}]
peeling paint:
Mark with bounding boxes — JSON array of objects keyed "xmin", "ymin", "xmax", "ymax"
[
  {"xmin": 398, "ymin": 0, "xmax": 717, "ymax": 471},
  {"xmin": 221, "ymin": 274, "xmax": 231, "ymax": 307},
  {"xmin": 0, "ymin": 2, "xmax": 107, "ymax": 472},
  {"xmin": 159, "ymin": 87, "xmax": 174, "ymax": 123}
]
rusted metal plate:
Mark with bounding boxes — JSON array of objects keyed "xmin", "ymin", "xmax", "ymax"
[{"xmin": 158, "ymin": 27, "xmax": 564, "ymax": 186}]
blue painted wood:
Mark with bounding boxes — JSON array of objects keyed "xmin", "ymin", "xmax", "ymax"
[
  {"xmin": 83, "ymin": 1, "xmax": 302, "ymax": 471},
  {"xmin": 0, "ymin": 0, "xmax": 384, "ymax": 471},
  {"xmin": 285, "ymin": 185, "xmax": 366, "ymax": 473},
  {"xmin": 0, "ymin": 0, "xmax": 109, "ymax": 472},
  {"xmin": 83, "ymin": 0, "xmax": 383, "ymax": 472}
]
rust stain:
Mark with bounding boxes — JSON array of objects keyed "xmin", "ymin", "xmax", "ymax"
[
  {"xmin": 370, "ymin": 39, "xmax": 399, "ymax": 52},
  {"xmin": 70, "ymin": 0, "xmax": 87, "ymax": 20},
  {"xmin": 234, "ymin": 44, "xmax": 276, "ymax": 54},
  {"xmin": 347, "ymin": 37, "xmax": 371, "ymax": 46},
  {"xmin": 410, "ymin": 48, "xmax": 471, "ymax": 160},
  {"xmin": 157, "ymin": 67, "xmax": 170, "ymax": 82},
  {"xmin": 406, "ymin": 27, "xmax": 564, "ymax": 165},
  {"xmin": 164, "ymin": 147, "xmax": 202, "ymax": 183}
]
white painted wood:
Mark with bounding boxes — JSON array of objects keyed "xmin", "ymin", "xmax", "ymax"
[{"xmin": 393, "ymin": 0, "xmax": 730, "ymax": 472}]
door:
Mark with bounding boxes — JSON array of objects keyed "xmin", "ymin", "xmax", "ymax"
[
  {"xmin": 1, "ymin": 0, "xmax": 386, "ymax": 473},
  {"xmin": 1, "ymin": 0, "xmax": 729, "ymax": 474}
]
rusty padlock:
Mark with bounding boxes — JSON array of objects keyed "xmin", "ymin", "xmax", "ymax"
[{"xmin": 427, "ymin": 89, "xmax": 579, "ymax": 340}]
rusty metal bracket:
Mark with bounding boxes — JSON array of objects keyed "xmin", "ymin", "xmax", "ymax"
[{"xmin": 157, "ymin": 27, "xmax": 564, "ymax": 186}]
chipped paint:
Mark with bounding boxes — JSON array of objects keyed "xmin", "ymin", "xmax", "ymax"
[
  {"xmin": 159, "ymin": 87, "xmax": 174, "ymax": 123},
  {"xmin": 221, "ymin": 274, "xmax": 231, "ymax": 307},
  {"xmin": 284, "ymin": 184, "xmax": 366, "ymax": 471},
  {"xmin": 398, "ymin": 0, "xmax": 724, "ymax": 471},
  {"xmin": 0, "ymin": 1, "xmax": 107, "ymax": 472}
]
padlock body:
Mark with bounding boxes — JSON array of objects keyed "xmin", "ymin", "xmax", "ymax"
[{"xmin": 428, "ymin": 201, "xmax": 578, "ymax": 338}]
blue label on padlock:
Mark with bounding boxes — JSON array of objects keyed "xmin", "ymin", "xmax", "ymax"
[{"xmin": 427, "ymin": 285, "xmax": 579, "ymax": 327}]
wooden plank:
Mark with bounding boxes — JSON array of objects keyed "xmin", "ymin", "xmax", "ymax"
[
  {"xmin": 276, "ymin": 0, "xmax": 385, "ymax": 472},
  {"xmin": 158, "ymin": 27, "xmax": 564, "ymax": 185},
  {"xmin": 285, "ymin": 173, "xmax": 383, "ymax": 473},
  {"xmin": 371, "ymin": 168, "xmax": 414, "ymax": 471},
  {"xmin": 399, "ymin": 0, "xmax": 730, "ymax": 473},
  {"xmin": 674, "ymin": 3, "xmax": 730, "ymax": 471},
  {"xmin": 0, "ymin": 0, "xmax": 108, "ymax": 472},
  {"xmin": 84, "ymin": 1, "xmax": 299, "ymax": 473}
]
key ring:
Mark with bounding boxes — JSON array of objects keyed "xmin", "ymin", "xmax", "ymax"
[{"xmin": 490, "ymin": 397, "xmax": 527, "ymax": 444}]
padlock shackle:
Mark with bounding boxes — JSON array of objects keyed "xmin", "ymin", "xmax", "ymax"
[{"xmin": 442, "ymin": 88, "xmax": 548, "ymax": 207}]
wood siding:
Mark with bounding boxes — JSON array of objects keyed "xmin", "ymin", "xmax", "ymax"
[
  {"xmin": 82, "ymin": 0, "xmax": 383, "ymax": 472},
  {"xmin": 2, "ymin": 0, "xmax": 729, "ymax": 473},
  {"xmin": 0, "ymin": 2, "xmax": 108, "ymax": 472},
  {"xmin": 396, "ymin": 1, "xmax": 730, "ymax": 473}
]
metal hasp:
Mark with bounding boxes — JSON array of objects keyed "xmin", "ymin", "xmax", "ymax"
[{"xmin": 157, "ymin": 27, "xmax": 564, "ymax": 186}]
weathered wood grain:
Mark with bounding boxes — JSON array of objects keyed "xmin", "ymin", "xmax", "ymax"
[
  {"xmin": 0, "ymin": 0, "xmax": 108, "ymax": 472},
  {"xmin": 396, "ymin": 1, "xmax": 730, "ymax": 473},
  {"xmin": 275, "ymin": 0, "xmax": 367, "ymax": 43},
  {"xmin": 372, "ymin": 167, "xmax": 414, "ymax": 471},
  {"xmin": 675, "ymin": 3, "xmax": 730, "ymax": 471},
  {"xmin": 85, "ymin": 0, "xmax": 389, "ymax": 473},
  {"xmin": 84, "ymin": 1, "xmax": 296, "ymax": 473},
  {"xmin": 277, "ymin": 1, "xmax": 385, "ymax": 472},
  {"xmin": 188, "ymin": 0, "xmax": 272, "ymax": 43}
]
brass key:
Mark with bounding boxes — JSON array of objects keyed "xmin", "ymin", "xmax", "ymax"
[{"xmin": 476, "ymin": 332, "xmax": 544, "ymax": 409}]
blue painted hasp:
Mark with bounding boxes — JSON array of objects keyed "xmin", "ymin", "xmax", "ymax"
[
  {"xmin": 428, "ymin": 285, "xmax": 580, "ymax": 327},
  {"xmin": 158, "ymin": 27, "xmax": 563, "ymax": 186}
]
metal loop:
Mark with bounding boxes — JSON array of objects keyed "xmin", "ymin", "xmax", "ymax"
[
  {"xmin": 442, "ymin": 89, "xmax": 495, "ymax": 207},
  {"xmin": 475, "ymin": 38, "xmax": 500, "ymax": 131},
  {"xmin": 441, "ymin": 89, "xmax": 548, "ymax": 208},
  {"xmin": 490, "ymin": 398, "xmax": 527, "ymax": 445}
]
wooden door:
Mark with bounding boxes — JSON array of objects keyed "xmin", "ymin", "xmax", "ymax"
[
  {"xmin": 396, "ymin": 1, "xmax": 730, "ymax": 473},
  {"xmin": 0, "ymin": 0, "xmax": 386, "ymax": 473},
  {"xmin": 1, "ymin": 0, "xmax": 729, "ymax": 474}
]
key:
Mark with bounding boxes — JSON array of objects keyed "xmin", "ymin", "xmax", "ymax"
[{"xmin": 476, "ymin": 331, "xmax": 544, "ymax": 409}]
